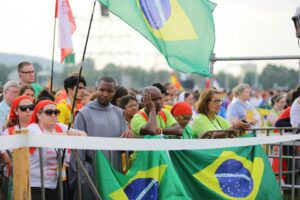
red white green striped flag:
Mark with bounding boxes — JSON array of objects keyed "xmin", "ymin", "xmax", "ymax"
[{"xmin": 55, "ymin": 0, "xmax": 76, "ymax": 63}]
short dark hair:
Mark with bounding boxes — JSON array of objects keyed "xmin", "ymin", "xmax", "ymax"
[
  {"xmin": 64, "ymin": 76, "xmax": 86, "ymax": 94},
  {"xmin": 98, "ymin": 76, "xmax": 116, "ymax": 86},
  {"xmin": 36, "ymin": 89, "xmax": 55, "ymax": 104},
  {"xmin": 152, "ymin": 83, "xmax": 167, "ymax": 95},
  {"xmin": 17, "ymin": 61, "xmax": 32, "ymax": 72},
  {"xmin": 119, "ymin": 95, "xmax": 137, "ymax": 109},
  {"xmin": 111, "ymin": 86, "xmax": 129, "ymax": 106}
]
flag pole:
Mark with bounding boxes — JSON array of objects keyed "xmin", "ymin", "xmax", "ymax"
[
  {"xmin": 61, "ymin": 1, "xmax": 100, "ymax": 199},
  {"xmin": 50, "ymin": 1, "xmax": 58, "ymax": 92},
  {"xmin": 68, "ymin": 0, "xmax": 96, "ymax": 131},
  {"xmin": 61, "ymin": 0, "xmax": 97, "ymax": 175}
]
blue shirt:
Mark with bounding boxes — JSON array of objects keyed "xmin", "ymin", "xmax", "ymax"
[
  {"xmin": 0, "ymin": 100, "xmax": 10, "ymax": 131},
  {"xmin": 227, "ymin": 99, "xmax": 255, "ymax": 121}
]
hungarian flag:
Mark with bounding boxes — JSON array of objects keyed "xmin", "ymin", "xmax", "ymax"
[
  {"xmin": 98, "ymin": 0, "xmax": 216, "ymax": 77},
  {"xmin": 56, "ymin": 0, "xmax": 76, "ymax": 63}
]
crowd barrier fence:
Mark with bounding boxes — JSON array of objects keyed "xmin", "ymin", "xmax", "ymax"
[{"xmin": 0, "ymin": 127, "xmax": 300, "ymax": 200}]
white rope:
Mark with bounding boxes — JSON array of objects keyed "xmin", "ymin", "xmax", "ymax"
[{"xmin": 0, "ymin": 134, "xmax": 300, "ymax": 151}]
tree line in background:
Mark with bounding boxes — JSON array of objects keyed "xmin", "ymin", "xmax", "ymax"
[
  {"xmin": 216, "ymin": 64, "xmax": 299, "ymax": 90},
  {"xmin": 0, "ymin": 61, "xmax": 298, "ymax": 91}
]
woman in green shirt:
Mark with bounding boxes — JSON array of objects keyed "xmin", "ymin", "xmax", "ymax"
[
  {"xmin": 266, "ymin": 94, "xmax": 286, "ymax": 127},
  {"xmin": 171, "ymin": 102, "xmax": 193, "ymax": 139},
  {"xmin": 192, "ymin": 89, "xmax": 250, "ymax": 138}
]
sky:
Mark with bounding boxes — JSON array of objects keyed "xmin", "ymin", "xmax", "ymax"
[{"xmin": 0, "ymin": 0, "xmax": 299, "ymax": 77}]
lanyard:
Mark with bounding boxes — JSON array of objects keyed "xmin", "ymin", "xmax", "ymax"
[{"xmin": 206, "ymin": 115, "xmax": 223, "ymax": 130}]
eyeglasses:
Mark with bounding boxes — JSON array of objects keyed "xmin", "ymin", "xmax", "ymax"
[
  {"xmin": 126, "ymin": 104, "xmax": 138, "ymax": 109},
  {"xmin": 20, "ymin": 70, "xmax": 35, "ymax": 74},
  {"xmin": 210, "ymin": 99, "xmax": 223, "ymax": 105},
  {"xmin": 18, "ymin": 104, "xmax": 35, "ymax": 112},
  {"xmin": 42, "ymin": 109, "xmax": 61, "ymax": 116}
]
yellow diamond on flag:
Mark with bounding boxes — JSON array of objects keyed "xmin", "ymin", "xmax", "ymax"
[
  {"xmin": 193, "ymin": 151, "xmax": 264, "ymax": 200},
  {"xmin": 137, "ymin": 0, "xmax": 198, "ymax": 41}
]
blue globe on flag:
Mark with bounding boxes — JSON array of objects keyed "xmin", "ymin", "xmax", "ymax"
[
  {"xmin": 139, "ymin": 0, "xmax": 171, "ymax": 29},
  {"xmin": 215, "ymin": 159, "xmax": 254, "ymax": 198},
  {"xmin": 124, "ymin": 178, "xmax": 159, "ymax": 199}
]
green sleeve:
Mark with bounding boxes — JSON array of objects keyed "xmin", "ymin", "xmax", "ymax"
[
  {"xmin": 130, "ymin": 114, "xmax": 147, "ymax": 136},
  {"xmin": 216, "ymin": 116, "xmax": 232, "ymax": 129},
  {"xmin": 163, "ymin": 109, "xmax": 177, "ymax": 128},
  {"xmin": 31, "ymin": 83, "xmax": 43, "ymax": 97},
  {"xmin": 191, "ymin": 114, "xmax": 209, "ymax": 138}
]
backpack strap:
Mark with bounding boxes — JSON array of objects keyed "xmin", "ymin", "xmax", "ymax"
[
  {"xmin": 137, "ymin": 110, "xmax": 167, "ymax": 124},
  {"xmin": 54, "ymin": 124, "xmax": 63, "ymax": 133},
  {"xmin": 158, "ymin": 110, "xmax": 167, "ymax": 124},
  {"xmin": 137, "ymin": 111, "xmax": 149, "ymax": 121}
]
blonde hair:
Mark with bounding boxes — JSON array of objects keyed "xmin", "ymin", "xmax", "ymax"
[{"xmin": 233, "ymin": 84, "xmax": 250, "ymax": 97}]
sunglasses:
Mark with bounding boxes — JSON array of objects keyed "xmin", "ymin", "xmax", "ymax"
[
  {"xmin": 42, "ymin": 109, "xmax": 61, "ymax": 116},
  {"xmin": 18, "ymin": 104, "xmax": 35, "ymax": 112}
]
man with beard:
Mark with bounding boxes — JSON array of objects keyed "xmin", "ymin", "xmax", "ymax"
[{"xmin": 69, "ymin": 76, "xmax": 132, "ymax": 199}]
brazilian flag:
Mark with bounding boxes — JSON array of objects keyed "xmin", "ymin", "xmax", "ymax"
[
  {"xmin": 97, "ymin": 0, "xmax": 216, "ymax": 77},
  {"xmin": 96, "ymin": 150, "xmax": 191, "ymax": 200},
  {"xmin": 169, "ymin": 145, "xmax": 282, "ymax": 200}
]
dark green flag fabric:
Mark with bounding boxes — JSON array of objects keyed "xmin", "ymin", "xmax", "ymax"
[
  {"xmin": 96, "ymin": 150, "xmax": 191, "ymax": 200},
  {"xmin": 96, "ymin": 134, "xmax": 282, "ymax": 200},
  {"xmin": 97, "ymin": 0, "xmax": 216, "ymax": 77},
  {"xmin": 169, "ymin": 145, "xmax": 282, "ymax": 200}
]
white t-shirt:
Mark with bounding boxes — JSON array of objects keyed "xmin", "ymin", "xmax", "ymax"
[
  {"xmin": 291, "ymin": 97, "xmax": 300, "ymax": 127},
  {"xmin": 27, "ymin": 123, "xmax": 68, "ymax": 189}
]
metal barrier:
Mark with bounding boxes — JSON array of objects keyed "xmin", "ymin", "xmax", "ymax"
[{"xmin": 1, "ymin": 127, "xmax": 300, "ymax": 200}]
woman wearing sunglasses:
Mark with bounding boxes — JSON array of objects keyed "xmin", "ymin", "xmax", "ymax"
[
  {"xmin": 27, "ymin": 99, "xmax": 86, "ymax": 200},
  {"xmin": 192, "ymin": 89, "xmax": 250, "ymax": 139},
  {"xmin": 0, "ymin": 95, "xmax": 35, "ymax": 199}
]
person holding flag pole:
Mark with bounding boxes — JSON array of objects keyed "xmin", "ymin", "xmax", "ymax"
[{"xmin": 48, "ymin": 0, "xmax": 103, "ymax": 199}]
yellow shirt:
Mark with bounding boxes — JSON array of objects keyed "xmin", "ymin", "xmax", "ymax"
[{"xmin": 57, "ymin": 99, "xmax": 77, "ymax": 125}]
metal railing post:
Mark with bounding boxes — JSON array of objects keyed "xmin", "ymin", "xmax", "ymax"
[
  {"xmin": 57, "ymin": 149, "xmax": 63, "ymax": 200},
  {"xmin": 292, "ymin": 140, "xmax": 296, "ymax": 200},
  {"xmin": 77, "ymin": 160, "xmax": 82, "ymax": 200},
  {"xmin": 279, "ymin": 129, "xmax": 283, "ymax": 189},
  {"xmin": 73, "ymin": 151, "xmax": 102, "ymax": 200},
  {"xmin": 38, "ymin": 148, "xmax": 45, "ymax": 200},
  {"xmin": 110, "ymin": 151, "xmax": 114, "ymax": 168}
]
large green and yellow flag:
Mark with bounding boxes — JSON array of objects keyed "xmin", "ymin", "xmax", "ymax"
[
  {"xmin": 98, "ymin": 0, "xmax": 216, "ymax": 77},
  {"xmin": 96, "ymin": 150, "xmax": 191, "ymax": 200},
  {"xmin": 169, "ymin": 145, "xmax": 282, "ymax": 200}
]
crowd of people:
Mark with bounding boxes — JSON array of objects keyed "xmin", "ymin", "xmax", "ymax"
[{"xmin": 0, "ymin": 61, "xmax": 300, "ymax": 199}]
